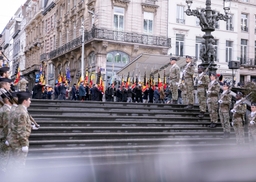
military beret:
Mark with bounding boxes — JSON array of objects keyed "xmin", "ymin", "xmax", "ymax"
[
  {"xmin": 223, "ymin": 82, "xmax": 230, "ymax": 87},
  {"xmin": 251, "ymin": 102, "xmax": 256, "ymax": 106},
  {"xmin": 210, "ymin": 73, "xmax": 217, "ymax": 77},
  {"xmin": 0, "ymin": 67, "xmax": 9, "ymax": 73},
  {"xmin": 0, "ymin": 77, "xmax": 13, "ymax": 83},
  {"xmin": 0, "ymin": 56, "xmax": 3, "ymax": 60},
  {"xmin": 170, "ymin": 57, "xmax": 177, "ymax": 61},
  {"xmin": 186, "ymin": 55, "xmax": 192, "ymax": 59},
  {"xmin": 17, "ymin": 91, "xmax": 32, "ymax": 100}
]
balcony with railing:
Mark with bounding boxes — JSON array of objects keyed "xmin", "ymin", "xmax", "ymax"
[
  {"xmin": 240, "ymin": 58, "xmax": 256, "ymax": 68},
  {"xmin": 40, "ymin": 53, "xmax": 48, "ymax": 61},
  {"xmin": 49, "ymin": 26, "xmax": 171, "ymax": 59}
]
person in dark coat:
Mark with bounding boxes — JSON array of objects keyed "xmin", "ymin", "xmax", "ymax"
[
  {"xmin": 32, "ymin": 82, "xmax": 38, "ymax": 99},
  {"xmin": 58, "ymin": 82, "xmax": 66, "ymax": 100},
  {"xmin": 85, "ymin": 84, "xmax": 90, "ymax": 100},
  {"xmin": 35, "ymin": 83, "xmax": 43, "ymax": 99},
  {"xmin": 122, "ymin": 87, "xmax": 128, "ymax": 102},
  {"xmin": 71, "ymin": 83, "xmax": 77, "ymax": 100},
  {"xmin": 90, "ymin": 84, "xmax": 96, "ymax": 101},
  {"xmin": 148, "ymin": 85, "xmax": 154, "ymax": 103},
  {"xmin": 94, "ymin": 84, "xmax": 102, "ymax": 101},
  {"xmin": 54, "ymin": 83, "xmax": 59, "ymax": 100},
  {"xmin": 127, "ymin": 86, "xmax": 133, "ymax": 103},
  {"xmin": 79, "ymin": 82, "xmax": 86, "ymax": 101},
  {"xmin": 116, "ymin": 86, "xmax": 122, "ymax": 102},
  {"xmin": 135, "ymin": 85, "xmax": 142, "ymax": 103}
]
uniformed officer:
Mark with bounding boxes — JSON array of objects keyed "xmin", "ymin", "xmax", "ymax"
[
  {"xmin": 7, "ymin": 91, "xmax": 32, "ymax": 169},
  {"xmin": 183, "ymin": 55, "xmax": 195, "ymax": 109},
  {"xmin": 218, "ymin": 82, "xmax": 232, "ymax": 138},
  {"xmin": 207, "ymin": 73, "xmax": 220, "ymax": 128},
  {"xmin": 169, "ymin": 57, "xmax": 180, "ymax": 104},
  {"xmin": 231, "ymin": 92, "xmax": 247, "ymax": 145},
  {"xmin": 197, "ymin": 66, "xmax": 209, "ymax": 118},
  {"xmin": 248, "ymin": 102, "xmax": 256, "ymax": 144}
]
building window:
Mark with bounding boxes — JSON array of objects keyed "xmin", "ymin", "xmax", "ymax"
[
  {"xmin": 195, "ymin": 37, "xmax": 204, "ymax": 60},
  {"xmin": 241, "ymin": 13, "xmax": 248, "ymax": 32},
  {"xmin": 226, "ymin": 41, "xmax": 233, "ymax": 62},
  {"xmin": 107, "ymin": 51, "xmax": 129, "ymax": 64},
  {"xmin": 144, "ymin": 12, "xmax": 153, "ymax": 34},
  {"xmin": 226, "ymin": 14, "xmax": 233, "ymax": 31},
  {"xmin": 176, "ymin": 5, "xmax": 185, "ymax": 24},
  {"xmin": 73, "ymin": 21, "xmax": 76, "ymax": 39},
  {"xmin": 175, "ymin": 34, "xmax": 184, "ymax": 56},
  {"xmin": 240, "ymin": 39, "xmax": 247, "ymax": 64},
  {"xmin": 114, "ymin": 7, "xmax": 124, "ymax": 31}
]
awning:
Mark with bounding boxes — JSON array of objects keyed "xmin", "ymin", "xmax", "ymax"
[{"xmin": 117, "ymin": 53, "xmax": 187, "ymax": 80}]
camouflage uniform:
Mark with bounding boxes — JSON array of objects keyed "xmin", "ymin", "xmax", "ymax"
[
  {"xmin": 7, "ymin": 105, "xmax": 31, "ymax": 169},
  {"xmin": 231, "ymin": 100, "xmax": 246, "ymax": 144},
  {"xmin": 169, "ymin": 64, "xmax": 180, "ymax": 101},
  {"xmin": 248, "ymin": 111, "xmax": 256, "ymax": 143},
  {"xmin": 179, "ymin": 83, "xmax": 187, "ymax": 105},
  {"xmin": 218, "ymin": 90, "xmax": 231, "ymax": 133},
  {"xmin": 0, "ymin": 104, "xmax": 11, "ymax": 172},
  {"xmin": 207, "ymin": 80, "xmax": 220, "ymax": 123},
  {"xmin": 197, "ymin": 73, "xmax": 209, "ymax": 113},
  {"xmin": 183, "ymin": 62, "xmax": 195, "ymax": 105}
]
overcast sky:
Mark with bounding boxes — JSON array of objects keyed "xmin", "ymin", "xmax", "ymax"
[{"xmin": 0, "ymin": 0, "xmax": 27, "ymax": 33}]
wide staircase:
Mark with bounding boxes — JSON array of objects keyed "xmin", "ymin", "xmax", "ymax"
[{"xmin": 25, "ymin": 100, "xmax": 238, "ymax": 169}]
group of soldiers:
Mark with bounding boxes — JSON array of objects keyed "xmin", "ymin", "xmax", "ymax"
[
  {"xmin": 0, "ymin": 66, "xmax": 38, "ymax": 175},
  {"xmin": 169, "ymin": 56, "xmax": 256, "ymax": 144}
]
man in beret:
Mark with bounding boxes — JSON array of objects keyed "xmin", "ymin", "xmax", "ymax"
[
  {"xmin": 231, "ymin": 92, "xmax": 246, "ymax": 145},
  {"xmin": 207, "ymin": 73, "xmax": 220, "ymax": 128},
  {"xmin": 218, "ymin": 82, "xmax": 232, "ymax": 138},
  {"xmin": 7, "ymin": 91, "xmax": 32, "ymax": 169},
  {"xmin": 169, "ymin": 57, "xmax": 180, "ymax": 104},
  {"xmin": 248, "ymin": 102, "xmax": 256, "ymax": 144},
  {"xmin": 183, "ymin": 56, "xmax": 195, "ymax": 109},
  {"xmin": 0, "ymin": 67, "xmax": 10, "ymax": 78}
]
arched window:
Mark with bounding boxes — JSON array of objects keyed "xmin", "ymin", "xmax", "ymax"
[
  {"xmin": 106, "ymin": 51, "xmax": 129, "ymax": 65},
  {"xmin": 88, "ymin": 51, "xmax": 96, "ymax": 66}
]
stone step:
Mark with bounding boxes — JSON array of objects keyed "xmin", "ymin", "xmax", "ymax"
[
  {"xmin": 31, "ymin": 115, "xmax": 210, "ymax": 121},
  {"xmin": 29, "ymin": 131, "xmax": 231, "ymax": 141},
  {"xmin": 29, "ymin": 137, "xmax": 235, "ymax": 148},
  {"xmin": 29, "ymin": 120, "xmax": 214, "ymax": 127}
]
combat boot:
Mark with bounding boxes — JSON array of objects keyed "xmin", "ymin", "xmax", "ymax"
[
  {"xmin": 208, "ymin": 122, "xmax": 213, "ymax": 128},
  {"xmin": 197, "ymin": 112, "xmax": 205, "ymax": 118},
  {"xmin": 184, "ymin": 104, "xmax": 193, "ymax": 109},
  {"xmin": 172, "ymin": 100, "xmax": 178, "ymax": 104},
  {"xmin": 210, "ymin": 123, "xmax": 217, "ymax": 128}
]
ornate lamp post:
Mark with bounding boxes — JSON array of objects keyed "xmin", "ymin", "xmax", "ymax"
[{"xmin": 185, "ymin": 0, "xmax": 231, "ymax": 73}]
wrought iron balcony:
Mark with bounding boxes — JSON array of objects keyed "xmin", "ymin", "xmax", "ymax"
[
  {"xmin": 40, "ymin": 53, "xmax": 48, "ymax": 61},
  {"xmin": 241, "ymin": 58, "xmax": 256, "ymax": 68},
  {"xmin": 49, "ymin": 26, "xmax": 171, "ymax": 59}
]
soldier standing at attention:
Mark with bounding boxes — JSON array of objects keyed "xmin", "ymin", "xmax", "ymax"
[
  {"xmin": 0, "ymin": 79, "xmax": 13, "ymax": 173},
  {"xmin": 248, "ymin": 102, "xmax": 256, "ymax": 145},
  {"xmin": 183, "ymin": 55, "xmax": 195, "ymax": 109},
  {"xmin": 231, "ymin": 92, "xmax": 246, "ymax": 145},
  {"xmin": 169, "ymin": 57, "xmax": 180, "ymax": 104},
  {"xmin": 207, "ymin": 73, "xmax": 220, "ymax": 128},
  {"xmin": 197, "ymin": 66, "xmax": 209, "ymax": 118},
  {"xmin": 218, "ymin": 83, "xmax": 232, "ymax": 138},
  {"xmin": 7, "ymin": 91, "xmax": 32, "ymax": 169}
]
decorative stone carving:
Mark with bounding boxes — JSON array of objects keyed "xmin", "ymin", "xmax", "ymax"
[
  {"xmin": 87, "ymin": 0, "xmax": 96, "ymax": 10},
  {"xmin": 112, "ymin": 0, "xmax": 130, "ymax": 8}
]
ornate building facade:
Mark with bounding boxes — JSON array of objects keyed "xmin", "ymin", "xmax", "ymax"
[{"xmin": 45, "ymin": 0, "xmax": 171, "ymax": 86}]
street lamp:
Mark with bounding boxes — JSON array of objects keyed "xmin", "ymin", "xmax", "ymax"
[
  {"xmin": 185, "ymin": 0, "xmax": 231, "ymax": 73},
  {"xmin": 80, "ymin": 23, "xmax": 85, "ymax": 80}
]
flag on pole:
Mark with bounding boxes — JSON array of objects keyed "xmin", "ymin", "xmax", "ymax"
[{"xmin": 14, "ymin": 67, "xmax": 20, "ymax": 84}]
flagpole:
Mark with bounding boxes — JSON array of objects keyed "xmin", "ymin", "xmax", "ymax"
[{"xmin": 81, "ymin": 23, "xmax": 85, "ymax": 80}]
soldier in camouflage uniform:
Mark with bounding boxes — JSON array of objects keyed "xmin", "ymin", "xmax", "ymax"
[
  {"xmin": 231, "ymin": 92, "xmax": 247, "ymax": 145},
  {"xmin": 7, "ymin": 91, "xmax": 32, "ymax": 169},
  {"xmin": 218, "ymin": 83, "xmax": 232, "ymax": 138},
  {"xmin": 169, "ymin": 57, "xmax": 180, "ymax": 104},
  {"xmin": 0, "ymin": 94, "xmax": 12, "ymax": 173},
  {"xmin": 197, "ymin": 66, "xmax": 209, "ymax": 118},
  {"xmin": 207, "ymin": 73, "xmax": 220, "ymax": 128},
  {"xmin": 183, "ymin": 56, "xmax": 195, "ymax": 109},
  {"xmin": 179, "ymin": 81, "xmax": 187, "ymax": 105},
  {"xmin": 248, "ymin": 102, "xmax": 256, "ymax": 144}
]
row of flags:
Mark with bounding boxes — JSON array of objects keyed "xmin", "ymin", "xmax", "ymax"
[{"xmin": 120, "ymin": 71, "xmax": 168, "ymax": 91}]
